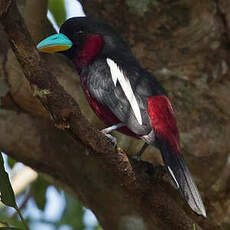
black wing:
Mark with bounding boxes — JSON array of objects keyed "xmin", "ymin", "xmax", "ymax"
[{"xmin": 86, "ymin": 58, "xmax": 152, "ymax": 136}]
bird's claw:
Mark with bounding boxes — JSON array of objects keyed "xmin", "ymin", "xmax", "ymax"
[
  {"xmin": 100, "ymin": 123, "xmax": 125, "ymax": 147},
  {"xmin": 131, "ymin": 154, "xmax": 141, "ymax": 161},
  {"xmin": 131, "ymin": 143, "xmax": 149, "ymax": 161},
  {"xmin": 101, "ymin": 131, "xmax": 117, "ymax": 147}
]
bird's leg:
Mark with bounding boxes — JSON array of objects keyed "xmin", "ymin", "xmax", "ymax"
[
  {"xmin": 101, "ymin": 123, "xmax": 125, "ymax": 134},
  {"xmin": 132, "ymin": 142, "xmax": 149, "ymax": 161},
  {"xmin": 100, "ymin": 123, "xmax": 125, "ymax": 146}
]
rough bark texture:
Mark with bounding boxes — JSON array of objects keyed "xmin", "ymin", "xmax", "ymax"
[{"xmin": 0, "ymin": 0, "xmax": 230, "ymax": 229}]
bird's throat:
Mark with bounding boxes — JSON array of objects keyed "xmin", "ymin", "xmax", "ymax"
[{"xmin": 73, "ymin": 34, "xmax": 104, "ymax": 72}]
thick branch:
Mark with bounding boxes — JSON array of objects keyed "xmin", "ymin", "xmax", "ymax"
[{"xmin": 0, "ymin": 109, "xmax": 207, "ymax": 230}]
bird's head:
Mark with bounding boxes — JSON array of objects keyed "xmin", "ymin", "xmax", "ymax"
[{"xmin": 37, "ymin": 17, "xmax": 131, "ymax": 62}]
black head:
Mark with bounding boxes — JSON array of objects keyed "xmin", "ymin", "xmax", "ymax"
[
  {"xmin": 59, "ymin": 17, "xmax": 132, "ymax": 59},
  {"xmin": 37, "ymin": 16, "xmax": 135, "ymax": 69}
]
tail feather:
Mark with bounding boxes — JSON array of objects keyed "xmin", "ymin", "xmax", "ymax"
[{"xmin": 160, "ymin": 143, "xmax": 207, "ymax": 217}]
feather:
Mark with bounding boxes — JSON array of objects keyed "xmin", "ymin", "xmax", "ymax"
[
  {"xmin": 167, "ymin": 166, "xmax": 180, "ymax": 189},
  {"xmin": 106, "ymin": 58, "xmax": 142, "ymax": 125}
]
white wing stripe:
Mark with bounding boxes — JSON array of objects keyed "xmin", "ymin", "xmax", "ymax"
[
  {"xmin": 106, "ymin": 58, "xmax": 142, "ymax": 125},
  {"xmin": 168, "ymin": 166, "xmax": 180, "ymax": 189}
]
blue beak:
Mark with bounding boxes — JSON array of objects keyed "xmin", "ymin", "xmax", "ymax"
[{"xmin": 37, "ymin": 33, "xmax": 73, "ymax": 53}]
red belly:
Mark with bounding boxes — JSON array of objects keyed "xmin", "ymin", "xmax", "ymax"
[{"xmin": 81, "ymin": 78, "xmax": 139, "ymax": 138}]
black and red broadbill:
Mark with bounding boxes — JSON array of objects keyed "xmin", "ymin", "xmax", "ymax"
[{"xmin": 37, "ymin": 17, "xmax": 206, "ymax": 217}]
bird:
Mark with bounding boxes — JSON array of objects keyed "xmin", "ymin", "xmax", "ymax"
[{"xmin": 37, "ymin": 16, "xmax": 206, "ymax": 217}]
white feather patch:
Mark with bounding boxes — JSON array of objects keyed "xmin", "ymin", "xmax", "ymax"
[
  {"xmin": 106, "ymin": 58, "xmax": 142, "ymax": 125},
  {"xmin": 167, "ymin": 166, "xmax": 180, "ymax": 189}
]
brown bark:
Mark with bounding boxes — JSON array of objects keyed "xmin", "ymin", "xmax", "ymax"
[{"xmin": 0, "ymin": 0, "xmax": 230, "ymax": 229}]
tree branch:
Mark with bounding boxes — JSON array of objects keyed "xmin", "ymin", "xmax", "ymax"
[
  {"xmin": 24, "ymin": 0, "xmax": 55, "ymax": 43},
  {"xmin": 0, "ymin": 109, "xmax": 207, "ymax": 230},
  {"xmin": 0, "ymin": 0, "xmax": 218, "ymax": 229}
]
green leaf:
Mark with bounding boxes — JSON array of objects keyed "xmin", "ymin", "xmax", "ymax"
[
  {"xmin": 48, "ymin": 0, "xmax": 66, "ymax": 26},
  {"xmin": 7, "ymin": 157, "xmax": 16, "ymax": 169},
  {"xmin": 57, "ymin": 193, "xmax": 85, "ymax": 230},
  {"xmin": 0, "ymin": 154, "xmax": 16, "ymax": 208},
  {"xmin": 0, "ymin": 228, "xmax": 24, "ymax": 230},
  {"xmin": 0, "ymin": 212, "xmax": 29, "ymax": 230},
  {"xmin": 0, "ymin": 155, "xmax": 28, "ymax": 230},
  {"xmin": 94, "ymin": 224, "xmax": 103, "ymax": 230},
  {"xmin": 31, "ymin": 176, "xmax": 49, "ymax": 211}
]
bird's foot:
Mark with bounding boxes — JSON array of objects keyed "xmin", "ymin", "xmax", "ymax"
[
  {"xmin": 132, "ymin": 143, "xmax": 149, "ymax": 161},
  {"xmin": 100, "ymin": 123, "xmax": 125, "ymax": 146},
  {"xmin": 101, "ymin": 123, "xmax": 125, "ymax": 134},
  {"xmin": 101, "ymin": 130, "xmax": 117, "ymax": 146},
  {"xmin": 132, "ymin": 154, "xmax": 141, "ymax": 161}
]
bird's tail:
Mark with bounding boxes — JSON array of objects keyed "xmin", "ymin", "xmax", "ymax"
[{"xmin": 159, "ymin": 142, "xmax": 206, "ymax": 217}]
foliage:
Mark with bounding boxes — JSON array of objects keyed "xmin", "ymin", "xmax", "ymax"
[
  {"xmin": 0, "ymin": 154, "xmax": 28, "ymax": 230},
  {"xmin": 0, "ymin": 155, "xmax": 101, "ymax": 230},
  {"xmin": 31, "ymin": 176, "xmax": 49, "ymax": 211},
  {"xmin": 56, "ymin": 193, "xmax": 85, "ymax": 229},
  {"xmin": 6, "ymin": 158, "xmax": 16, "ymax": 170},
  {"xmin": 0, "ymin": 228, "xmax": 24, "ymax": 230},
  {"xmin": 0, "ymin": 154, "xmax": 17, "ymax": 208},
  {"xmin": 48, "ymin": 0, "xmax": 66, "ymax": 26}
]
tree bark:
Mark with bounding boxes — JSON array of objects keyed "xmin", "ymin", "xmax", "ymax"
[{"xmin": 0, "ymin": 0, "xmax": 230, "ymax": 229}]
